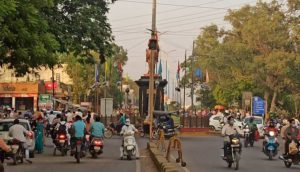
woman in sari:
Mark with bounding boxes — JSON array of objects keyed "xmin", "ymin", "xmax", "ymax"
[{"xmin": 35, "ymin": 116, "xmax": 45, "ymax": 154}]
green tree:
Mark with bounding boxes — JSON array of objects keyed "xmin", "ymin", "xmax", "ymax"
[
  {"xmin": 42, "ymin": 0, "xmax": 116, "ymax": 63},
  {"xmin": 0, "ymin": 0, "xmax": 59, "ymax": 75}
]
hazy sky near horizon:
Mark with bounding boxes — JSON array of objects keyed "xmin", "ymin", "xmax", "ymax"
[{"xmin": 107, "ymin": 0, "xmax": 265, "ymax": 81}]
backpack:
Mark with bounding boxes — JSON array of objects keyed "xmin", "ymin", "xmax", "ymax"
[
  {"xmin": 57, "ymin": 123, "xmax": 67, "ymax": 134},
  {"xmin": 289, "ymin": 140, "xmax": 298, "ymax": 155}
]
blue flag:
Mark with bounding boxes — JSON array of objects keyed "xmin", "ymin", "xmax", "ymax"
[{"xmin": 158, "ymin": 59, "xmax": 162, "ymax": 76}]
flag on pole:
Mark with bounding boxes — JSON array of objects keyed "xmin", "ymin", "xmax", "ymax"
[
  {"xmin": 158, "ymin": 59, "xmax": 162, "ymax": 76},
  {"xmin": 105, "ymin": 60, "xmax": 110, "ymax": 77},
  {"xmin": 176, "ymin": 61, "xmax": 180, "ymax": 80},
  {"xmin": 205, "ymin": 69, "xmax": 209, "ymax": 83},
  {"xmin": 95, "ymin": 63, "xmax": 100, "ymax": 82}
]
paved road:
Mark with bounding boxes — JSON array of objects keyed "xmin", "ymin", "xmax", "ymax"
[
  {"xmin": 179, "ymin": 136, "xmax": 300, "ymax": 172},
  {"xmin": 5, "ymin": 136, "xmax": 148, "ymax": 172}
]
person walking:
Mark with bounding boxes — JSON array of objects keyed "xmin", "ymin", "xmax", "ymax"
[{"xmin": 35, "ymin": 117, "xmax": 45, "ymax": 153}]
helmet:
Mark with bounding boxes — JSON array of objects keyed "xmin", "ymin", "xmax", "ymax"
[
  {"xmin": 282, "ymin": 119, "xmax": 289, "ymax": 125},
  {"xmin": 125, "ymin": 118, "xmax": 130, "ymax": 126}
]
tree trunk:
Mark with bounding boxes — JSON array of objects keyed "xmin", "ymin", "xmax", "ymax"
[
  {"xmin": 270, "ymin": 91, "xmax": 277, "ymax": 113},
  {"xmin": 264, "ymin": 91, "xmax": 269, "ymax": 113}
]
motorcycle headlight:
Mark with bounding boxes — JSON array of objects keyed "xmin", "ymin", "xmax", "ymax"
[
  {"xmin": 232, "ymin": 138, "xmax": 240, "ymax": 145},
  {"xmin": 126, "ymin": 138, "xmax": 133, "ymax": 144},
  {"xmin": 269, "ymin": 131, "xmax": 275, "ymax": 137}
]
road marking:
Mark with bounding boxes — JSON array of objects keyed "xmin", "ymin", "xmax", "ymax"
[
  {"xmin": 136, "ymin": 158, "xmax": 141, "ymax": 172},
  {"xmin": 170, "ymin": 154, "xmax": 190, "ymax": 172}
]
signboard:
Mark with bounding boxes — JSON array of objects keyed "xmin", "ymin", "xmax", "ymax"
[
  {"xmin": 253, "ymin": 96, "xmax": 265, "ymax": 115},
  {"xmin": 0, "ymin": 83, "xmax": 39, "ymax": 94},
  {"xmin": 101, "ymin": 98, "xmax": 113, "ymax": 116},
  {"xmin": 39, "ymin": 94, "xmax": 52, "ymax": 103},
  {"xmin": 45, "ymin": 81, "xmax": 58, "ymax": 90}
]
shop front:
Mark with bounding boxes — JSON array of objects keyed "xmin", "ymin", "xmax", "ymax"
[{"xmin": 0, "ymin": 83, "xmax": 40, "ymax": 111}]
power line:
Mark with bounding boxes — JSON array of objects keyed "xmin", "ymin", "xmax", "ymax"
[
  {"xmin": 112, "ymin": 0, "xmax": 256, "ymax": 31},
  {"xmin": 110, "ymin": 0, "xmax": 226, "ymax": 22},
  {"xmin": 117, "ymin": 0, "xmax": 232, "ymax": 10},
  {"xmin": 113, "ymin": 10, "xmax": 225, "ymax": 30}
]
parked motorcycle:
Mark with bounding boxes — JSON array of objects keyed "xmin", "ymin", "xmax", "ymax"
[
  {"xmin": 121, "ymin": 131, "xmax": 137, "ymax": 160},
  {"xmin": 89, "ymin": 137, "xmax": 104, "ymax": 158},
  {"xmin": 263, "ymin": 131, "xmax": 278, "ymax": 160},
  {"xmin": 53, "ymin": 133, "xmax": 68, "ymax": 156},
  {"xmin": 223, "ymin": 134, "xmax": 242, "ymax": 170}
]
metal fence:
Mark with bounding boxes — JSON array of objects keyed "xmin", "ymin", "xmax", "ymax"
[
  {"xmin": 180, "ymin": 116, "xmax": 210, "ymax": 128},
  {"xmin": 100, "ymin": 115, "xmax": 210, "ymax": 128}
]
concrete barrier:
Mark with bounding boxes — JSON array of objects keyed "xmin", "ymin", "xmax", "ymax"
[{"xmin": 147, "ymin": 142, "xmax": 185, "ymax": 172}]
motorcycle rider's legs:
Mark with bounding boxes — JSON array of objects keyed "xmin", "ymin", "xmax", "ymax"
[
  {"xmin": 223, "ymin": 141, "xmax": 229, "ymax": 159},
  {"xmin": 22, "ymin": 142, "xmax": 32, "ymax": 164},
  {"xmin": 135, "ymin": 142, "xmax": 140, "ymax": 159}
]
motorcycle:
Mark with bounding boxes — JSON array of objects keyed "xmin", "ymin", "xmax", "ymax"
[
  {"xmin": 263, "ymin": 131, "xmax": 278, "ymax": 160},
  {"xmin": 8, "ymin": 139, "xmax": 24, "ymax": 165},
  {"xmin": 121, "ymin": 131, "xmax": 137, "ymax": 160},
  {"xmin": 73, "ymin": 139, "xmax": 85, "ymax": 163},
  {"xmin": 279, "ymin": 141, "xmax": 300, "ymax": 168},
  {"xmin": 153, "ymin": 122, "xmax": 175, "ymax": 139},
  {"xmin": 222, "ymin": 134, "xmax": 242, "ymax": 170},
  {"xmin": 89, "ymin": 137, "xmax": 104, "ymax": 158},
  {"xmin": 53, "ymin": 133, "xmax": 69, "ymax": 156},
  {"xmin": 243, "ymin": 125, "xmax": 251, "ymax": 148}
]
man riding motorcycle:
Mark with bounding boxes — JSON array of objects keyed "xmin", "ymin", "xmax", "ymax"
[
  {"xmin": 89, "ymin": 116, "xmax": 105, "ymax": 141},
  {"xmin": 54, "ymin": 117, "xmax": 70, "ymax": 146},
  {"xmin": 221, "ymin": 116, "xmax": 244, "ymax": 159},
  {"xmin": 8, "ymin": 119, "xmax": 32, "ymax": 163},
  {"xmin": 246, "ymin": 117, "xmax": 258, "ymax": 141},
  {"xmin": 120, "ymin": 119, "xmax": 139, "ymax": 159},
  {"xmin": 69, "ymin": 115, "xmax": 86, "ymax": 156},
  {"xmin": 282, "ymin": 118, "xmax": 299, "ymax": 156}
]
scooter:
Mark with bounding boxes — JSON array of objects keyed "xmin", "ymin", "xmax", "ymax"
[
  {"xmin": 121, "ymin": 131, "xmax": 137, "ymax": 160},
  {"xmin": 222, "ymin": 134, "xmax": 242, "ymax": 170},
  {"xmin": 89, "ymin": 137, "xmax": 103, "ymax": 158},
  {"xmin": 263, "ymin": 131, "xmax": 278, "ymax": 160}
]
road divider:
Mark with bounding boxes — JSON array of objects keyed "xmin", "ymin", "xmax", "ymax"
[
  {"xmin": 147, "ymin": 142, "xmax": 186, "ymax": 172},
  {"xmin": 179, "ymin": 128, "xmax": 221, "ymax": 136}
]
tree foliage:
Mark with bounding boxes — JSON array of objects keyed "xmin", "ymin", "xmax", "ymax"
[
  {"xmin": 0, "ymin": 0, "xmax": 116, "ymax": 75},
  {"xmin": 182, "ymin": 0, "xmax": 300, "ymax": 115}
]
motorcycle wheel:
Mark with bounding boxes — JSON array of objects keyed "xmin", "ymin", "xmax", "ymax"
[
  {"xmin": 53, "ymin": 148, "xmax": 56, "ymax": 156},
  {"xmin": 127, "ymin": 150, "xmax": 132, "ymax": 160},
  {"xmin": 92, "ymin": 152, "xmax": 97, "ymax": 159},
  {"xmin": 234, "ymin": 152, "xmax": 240, "ymax": 170},
  {"xmin": 12, "ymin": 154, "xmax": 17, "ymax": 165},
  {"xmin": 244, "ymin": 140, "xmax": 248, "ymax": 148},
  {"xmin": 268, "ymin": 151, "xmax": 273, "ymax": 160},
  {"xmin": 104, "ymin": 130, "xmax": 113, "ymax": 139},
  {"xmin": 284, "ymin": 161, "xmax": 292, "ymax": 168},
  {"xmin": 76, "ymin": 152, "xmax": 80, "ymax": 163}
]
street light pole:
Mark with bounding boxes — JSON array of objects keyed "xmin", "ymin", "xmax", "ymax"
[
  {"xmin": 148, "ymin": 0, "xmax": 157, "ymax": 141},
  {"xmin": 191, "ymin": 41, "xmax": 195, "ymax": 116}
]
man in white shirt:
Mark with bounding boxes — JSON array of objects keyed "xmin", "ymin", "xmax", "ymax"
[
  {"xmin": 9, "ymin": 119, "xmax": 32, "ymax": 163},
  {"xmin": 120, "ymin": 119, "xmax": 139, "ymax": 159}
]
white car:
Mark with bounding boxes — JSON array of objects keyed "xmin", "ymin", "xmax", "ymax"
[
  {"xmin": 209, "ymin": 115, "xmax": 243, "ymax": 131},
  {"xmin": 0, "ymin": 119, "xmax": 35, "ymax": 158},
  {"xmin": 242, "ymin": 116, "xmax": 264, "ymax": 137}
]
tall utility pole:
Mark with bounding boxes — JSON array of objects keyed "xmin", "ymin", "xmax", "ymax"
[
  {"xmin": 183, "ymin": 51, "xmax": 187, "ymax": 115},
  {"xmin": 52, "ymin": 67, "xmax": 55, "ymax": 110},
  {"xmin": 191, "ymin": 41, "xmax": 195, "ymax": 115},
  {"xmin": 148, "ymin": 0, "xmax": 157, "ymax": 141}
]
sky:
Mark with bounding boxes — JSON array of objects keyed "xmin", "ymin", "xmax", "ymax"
[{"xmin": 107, "ymin": 0, "xmax": 266, "ymax": 103}]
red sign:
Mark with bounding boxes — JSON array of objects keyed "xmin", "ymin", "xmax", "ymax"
[{"xmin": 45, "ymin": 81, "xmax": 58, "ymax": 90}]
